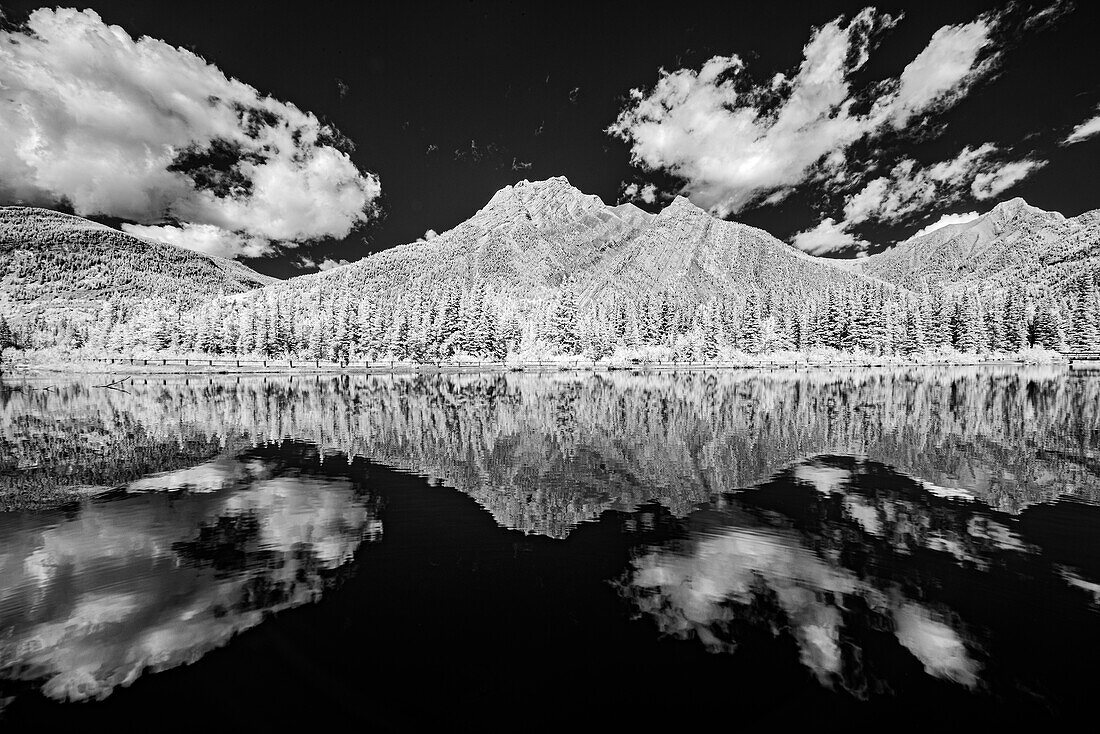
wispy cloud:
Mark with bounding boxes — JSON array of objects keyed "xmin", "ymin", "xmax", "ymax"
[
  {"xmin": 971, "ymin": 158, "xmax": 1046, "ymax": 199},
  {"xmin": 790, "ymin": 145, "xmax": 1044, "ymax": 254},
  {"xmin": 1063, "ymin": 105, "xmax": 1100, "ymax": 145},
  {"xmin": 0, "ymin": 8, "xmax": 380, "ymax": 258}
]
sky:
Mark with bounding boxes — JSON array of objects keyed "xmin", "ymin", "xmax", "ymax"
[{"xmin": 0, "ymin": 1, "xmax": 1098, "ymax": 277}]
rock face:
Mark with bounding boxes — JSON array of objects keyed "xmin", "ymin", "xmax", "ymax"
[
  {"xmin": 0, "ymin": 206, "xmax": 275, "ymax": 320},
  {"xmin": 264, "ymin": 176, "xmax": 878, "ymax": 309},
  {"xmin": 857, "ymin": 198, "xmax": 1100, "ymax": 290}
]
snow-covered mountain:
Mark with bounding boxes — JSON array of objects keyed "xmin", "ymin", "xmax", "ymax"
[
  {"xmin": 0, "ymin": 206, "xmax": 275, "ymax": 322},
  {"xmin": 263, "ymin": 176, "xmax": 879, "ymax": 309},
  {"xmin": 857, "ymin": 198, "xmax": 1100, "ymax": 290}
]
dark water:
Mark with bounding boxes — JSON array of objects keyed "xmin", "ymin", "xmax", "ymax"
[{"xmin": 1, "ymin": 367, "xmax": 1099, "ymax": 728}]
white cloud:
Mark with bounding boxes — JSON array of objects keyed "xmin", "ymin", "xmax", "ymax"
[
  {"xmin": 787, "ymin": 146, "xmax": 1044, "ymax": 253},
  {"xmin": 296, "ymin": 255, "xmax": 353, "ymax": 271},
  {"xmin": 970, "ymin": 158, "xmax": 1046, "ymax": 199},
  {"xmin": 0, "ymin": 8, "xmax": 380, "ymax": 258},
  {"xmin": 885, "ymin": 19, "xmax": 997, "ymax": 126},
  {"xmin": 609, "ymin": 8, "xmax": 1006, "ymax": 217},
  {"xmin": 790, "ymin": 217, "xmax": 868, "ymax": 256},
  {"xmin": 842, "ymin": 145, "xmax": 997, "ymax": 226},
  {"xmin": 1063, "ymin": 106, "xmax": 1100, "ymax": 145},
  {"xmin": 623, "ymin": 182, "xmax": 659, "ymax": 204},
  {"xmin": 124, "ymin": 223, "xmax": 268, "ymax": 259},
  {"xmin": 911, "ymin": 211, "xmax": 981, "ymax": 238}
]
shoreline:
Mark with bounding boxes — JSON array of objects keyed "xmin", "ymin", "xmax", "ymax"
[{"xmin": 1, "ymin": 351, "xmax": 1079, "ymax": 378}]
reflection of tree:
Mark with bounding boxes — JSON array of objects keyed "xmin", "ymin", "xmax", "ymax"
[{"xmin": 4, "ymin": 366, "xmax": 1099, "ymax": 532}]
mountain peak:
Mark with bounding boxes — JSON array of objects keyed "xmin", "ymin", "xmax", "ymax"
[
  {"xmin": 478, "ymin": 176, "xmax": 606, "ymax": 227},
  {"xmin": 659, "ymin": 195, "xmax": 710, "ymax": 219},
  {"xmin": 983, "ymin": 196, "xmax": 1062, "ymax": 231}
]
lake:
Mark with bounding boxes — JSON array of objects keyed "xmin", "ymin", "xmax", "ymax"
[{"xmin": 1, "ymin": 367, "xmax": 1099, "ymax": 727}]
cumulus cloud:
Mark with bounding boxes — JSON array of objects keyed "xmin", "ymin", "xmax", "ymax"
[
  {"xmin": 790, "ymin": 218, "xmax": 869, "ymax": 256},
  {"xmin": 125, "ymin": 223, "xmax": 268, "ymax": 259},
  {"xmin": 0, "ymin": 8, "xmax": 380, "ymax": 257},
  {"xmin": 622, "ymin": 182, "xmax": 658, "ymax": 204},
  {"xmin": 297, "ymin": 255, "xmax": 352, "ymax": 271},
  {"xmin": 911, "ymin": 211, "xmax": 981, "ymax": 238},
  {"xmin": 1064, "ymin": 108, "xmax": 1100, "ymax": 145},
  {"xmin": 609, "ymin": 7, "xmax": 1009, "ymax": 217}
]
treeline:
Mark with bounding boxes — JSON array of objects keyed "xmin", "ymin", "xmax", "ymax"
[{"xmin": 9, "ymin": 274, "xmax": 1100, "ymax": 360}]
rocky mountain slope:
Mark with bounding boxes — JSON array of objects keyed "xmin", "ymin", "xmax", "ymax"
[
  {"xmin": 0, "ymin": 206, "xmax": 275, "ymax": 323},
  {"xmin": 257, "ymin": 176, "xmax": 884, "ymax": 309},
  {"xmin": 857, "ymin": 198, "xmax": 1100, "ymax": 291}
]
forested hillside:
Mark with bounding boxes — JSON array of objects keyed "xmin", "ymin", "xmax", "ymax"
[
  {"xmin": 3, "ymin": 180, "xmax": 1100, "ymax": 362},
  {"xmin": 0, "ymin": 207, "xmax": 275, "ymax": 350}
]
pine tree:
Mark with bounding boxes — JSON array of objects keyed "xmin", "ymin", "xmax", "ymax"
[
  {"xmin": 0, "ymin": 315, "xmax": 18, "ymax": 367},
  {"xmin": 1033, "ymin": 302, "xmax": 1067, "ymax": 350},
  {"xmin": 1004, "ymin": 285, "xmax": 1030, "ymax": 351},
  {"xmin": 737, "ymin": 290, "xmax": 763, "ymax": 353},
  {"xmin": 1068, "ymin": 281, "xmax": 1100, "ymax": 350},
  {"xmin": 549, "ymin": 287, "xmax": 580, "ymax": 354}
]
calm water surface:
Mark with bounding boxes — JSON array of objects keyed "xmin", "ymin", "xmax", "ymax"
[{"xmin": 0, "ymin": 367, "xmax": 1098, "ymax": 728}]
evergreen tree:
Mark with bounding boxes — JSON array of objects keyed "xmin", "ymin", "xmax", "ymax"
[
  {"xmin": 1033, "ymin": 302, "xmax": 1067, "ymax": 350},
  {"xmin": 549, "ymin": 288, "xmax": 580, "ymax": 354},
  {"xmin": 1068, "ymin": 281, "xmax": 1100, "ymax": 350}
]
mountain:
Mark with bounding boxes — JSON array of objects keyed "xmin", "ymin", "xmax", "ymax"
[
  {"xmin": 857, "ymin": 198, "xmax": 1100, "ymax": 291},
  {"xmin": 257, "ymin": 176, "xmax": 881, "ymax": 308},
  {"xmin": 0, "ymin": 206, "xmax": 275, "ymax": 326},
  {"xmin": 2, "ymin": 180, "xmax": 1099, "ymax": 359}
]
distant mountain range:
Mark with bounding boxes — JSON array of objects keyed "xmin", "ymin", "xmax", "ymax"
[
  {"xmin": 857, "ymin": 197, "xmax": 1100, "ymax": 290},
  {"xmin": 1, "ymin": 178, "xmax": 1099, "ymax": 359}
]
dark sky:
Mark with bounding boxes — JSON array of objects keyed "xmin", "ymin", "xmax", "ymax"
[{"xmin": 3, "ymin": 1, "xmax": 1099, "ymax": 277}]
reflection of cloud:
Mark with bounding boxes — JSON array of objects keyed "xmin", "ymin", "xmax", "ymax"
[
  {"xmin": 893, "ymin": 603, "xmax": 980, "ymax": 688},
  {"xmin": 0, "ymin": 469, "xmax": 379, "ymax": 701},
  {"xmin": 1058, "ymin": 566, "xmax": 1100, "ymax": 607},
  {"xmin": 625, "ymin": 460, "xmax": 990, "ymax": 692},
  {"xmin": 793, "ymin": 461, "xmax": 851, "ymax": 495},
  {"xmin": 126, "ymin": 456, "xmax": 261, "ymax": 493},
  {"xmin": 630, "ymin": 525, "xmax": 863, "ymax": 683}
]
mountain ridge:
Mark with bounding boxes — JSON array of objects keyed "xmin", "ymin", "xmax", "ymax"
[
  {"xmin": 858, "ymin": 196, "xmax": 1100, "ymax": 290},
  {"xmin": 2, "ymin": 178, "xmax": 1099, "ymax": 358}
]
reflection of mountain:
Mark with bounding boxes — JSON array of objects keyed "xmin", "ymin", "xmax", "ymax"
[
  {"xmin": 5, "ymin": 367, "xmax": 1099, "ymax": 535},
  {"xmin": 0, "ymin": 447, "xmax": 380, "ymax": 701},
  {"xmin": 0, "ymin": 383, "xmax": 250, "ymax": 509},
  {"xmin": 623, "ymin": 455, "xmax": 1099, "ymax": 700}
]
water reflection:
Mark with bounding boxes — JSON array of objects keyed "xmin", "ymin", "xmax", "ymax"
[
  {"xmin": 1, "ymin": 367, "xmax": 1099, "ymax": 713},
  {"xmin": 0, "ymin": 447, "xmax": 380, "ymax": 701},
  {"xmin": 623, "ymin": 454, "xmax": 1100, "ymax": 698},
  {"xmin": 3, "ymin": 367, "xmax": 1099, "ymax": 533}
]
